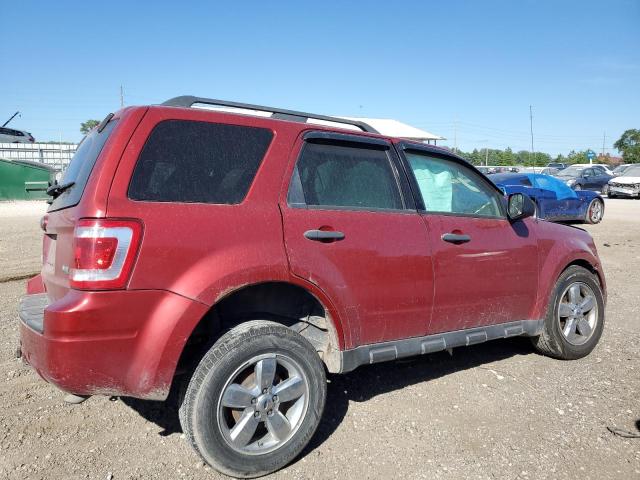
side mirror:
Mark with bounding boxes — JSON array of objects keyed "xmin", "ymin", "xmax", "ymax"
[{"xmin": 507, "ymin": 193, "xmax": 536, "ymax": 222}]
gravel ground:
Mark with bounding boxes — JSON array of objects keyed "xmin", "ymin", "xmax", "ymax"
[
  {"xmin": 0, "ymin": 201, "xmax": 47, "ymax": 281},
  {"xmin": 0, "ymin": 199, "xmax": 639, "ymax": 479}
]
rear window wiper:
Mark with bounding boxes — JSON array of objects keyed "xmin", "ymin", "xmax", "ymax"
[{"xmin": 46, "ymin": 180, "xmax": 75, "ymax": 198}]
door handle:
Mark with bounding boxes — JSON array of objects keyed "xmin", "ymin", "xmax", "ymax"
[
  {"xmin": 442, "ymin": 233, "xmax": 471, "ymax": 244},
  {"xmin": 304, "ymin": 230, "xmax": 345, "ymax": 242}
]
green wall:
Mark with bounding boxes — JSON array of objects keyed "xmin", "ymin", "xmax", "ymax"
[{"xmin": 0, "ymin": 159, "xmax": 53, "ymax": 200}]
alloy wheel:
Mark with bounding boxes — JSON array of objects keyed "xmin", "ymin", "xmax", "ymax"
[
  {"xmin": 588, "ymin": 200, "xmax": 603, "ymax": 223},
  {"xmin": 557, "ymin": 282, "xmax": 599, "ymax": 346},
  {"xmin": 217, "ymin": 353, "xmax": 309, "ymax": 455}
]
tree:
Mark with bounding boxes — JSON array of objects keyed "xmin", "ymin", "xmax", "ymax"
[
  {"xmin": 80, "ymin": 119, "xmax": 100, "ymax": 135},
  {"xmin": 614, "ymin": 129, "xmax": 640, "ymax": 163}
]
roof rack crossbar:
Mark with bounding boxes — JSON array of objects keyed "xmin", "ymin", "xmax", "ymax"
[{"xmin": 161, "ymin": 96, "xmax": 379, "ymax": 134}]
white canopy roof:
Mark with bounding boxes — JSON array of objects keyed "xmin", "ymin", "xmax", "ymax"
[{"xmin": 340, "ymin": 117, "xmax": 445, "ymax": 141}]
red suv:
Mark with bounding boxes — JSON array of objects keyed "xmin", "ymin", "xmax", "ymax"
[{"xmin": 19, "ymin": 96, "xmax": 606, "ymax": 478}]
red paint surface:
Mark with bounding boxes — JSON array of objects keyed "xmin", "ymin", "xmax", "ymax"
[{"xmin": 21, "ymin": 104, "xmax": 606, "ymax": 400}]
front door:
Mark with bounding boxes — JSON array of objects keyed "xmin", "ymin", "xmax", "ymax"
[
  {"xmin": 280, "ymin": 133, "xmax": 434, "ymax": 347},
  {"xmin": 398, "ymin": 147, "xmax": 539, "ymax": 334}
]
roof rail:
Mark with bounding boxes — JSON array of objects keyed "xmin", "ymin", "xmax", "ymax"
[{"xmin": 161, "ymin": 96, "xmax": 379, "ymax": 134}]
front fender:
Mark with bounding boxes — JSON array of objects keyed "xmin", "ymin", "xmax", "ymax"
[{"xmin": 532, "ymin": 222, "xmax": 605, "ymax": 320}]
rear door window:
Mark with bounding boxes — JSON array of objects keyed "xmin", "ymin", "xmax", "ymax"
[
  {"xmin": 289, "ymin": 141, "xmax": 404, "ymax": 210},
  {"xmin": 49, "ymin": 119, "xmax": 118, "ymax": 212},
  {"xmin": 128, "ymin": 120, "xmax": 273, "ymax": 204}
]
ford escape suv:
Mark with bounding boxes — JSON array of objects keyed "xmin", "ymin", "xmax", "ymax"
[{"xmin": 19, "ymin": 96, "xmax": 606, "ymax": 478}]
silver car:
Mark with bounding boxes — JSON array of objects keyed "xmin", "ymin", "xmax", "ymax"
[{"xmin": 0, "ymin": 127, "xmax": 35, "ymax": 143}]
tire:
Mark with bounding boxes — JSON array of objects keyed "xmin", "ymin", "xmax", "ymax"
[
  {"xmin": 179, "ymin": 320, "xmax": 327, "ymax": 478},
  {"xmin": 531, "ymin": 266, "xmax": 605, "ymax": 360},
  {"xmin": 585, "ymin": 198, "xmax": 604, "ymax": 224}
]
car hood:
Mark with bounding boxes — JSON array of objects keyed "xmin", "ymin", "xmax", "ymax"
[{"xmin": 611, "ymin": 176, "xmax": 640, "ymax": 185}]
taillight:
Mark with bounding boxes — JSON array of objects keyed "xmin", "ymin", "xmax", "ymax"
[{"xmin": 69, "ymin": 219, "xmax": 143, "ymax": 290}]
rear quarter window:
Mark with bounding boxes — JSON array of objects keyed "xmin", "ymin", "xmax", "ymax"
[{"xmin": 128, "ymin": 120, "xmax": 273, "ymax": 204}]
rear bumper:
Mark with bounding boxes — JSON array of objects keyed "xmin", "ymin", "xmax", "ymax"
[{"xmin": 19, "ymin": 289, "xmax": 208, "ymax": 400}]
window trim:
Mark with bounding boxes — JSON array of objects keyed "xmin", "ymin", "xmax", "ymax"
[
  {"xmin": 286, "ymin": 132, "xmax": 415, "ymax": 213},
  {"xmin": 395, "ymin": 142, "xmax": 508, "ymax": 219}
]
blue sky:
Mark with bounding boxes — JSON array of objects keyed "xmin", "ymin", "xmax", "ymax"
[{"xmin": 2, "ymin": 0, "xmax": 639, "ymax": 156}]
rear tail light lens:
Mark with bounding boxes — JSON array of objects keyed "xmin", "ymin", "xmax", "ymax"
[{"xmin": 70, "ymin": 219, "xmax": 143, "ymax": 290}]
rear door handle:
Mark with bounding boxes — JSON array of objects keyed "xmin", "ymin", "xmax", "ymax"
[
  {"xmin": 304, "ymin": 230, "xmax": 345, "ymax": 242},
  {"xmin": 442, "ymin": 233, "xmax": 471, "ymax": 244}
]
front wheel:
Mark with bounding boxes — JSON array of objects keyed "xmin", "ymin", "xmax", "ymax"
[
  {"xmin": 531, "ymin": 266, "xmax": 605, "ymax": 360},
  {"xmin": 585, "ymin": 198, "xmax": 604, "ymax": 224},
  {"xmin": 179, "ymin": 320, "xmax": 327, "ymax": 478}
]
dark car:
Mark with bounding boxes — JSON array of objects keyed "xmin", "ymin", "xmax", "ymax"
[
  {"xmin": 490, "ymin": 172, "xmax": 605, "ymax": 224},
  {"xmin": 18, "ymin": 95, "xmax": 607, "ymax": 477},
  {"xmin": 547, "ymin": 162, "xmax": 567, "ymax": 170},
  {"xmin": 554, "ymin": 165, "xmax": 613, "ymax": 194}
]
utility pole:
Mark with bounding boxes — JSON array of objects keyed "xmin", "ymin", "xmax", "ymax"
[
  {"xmin": 529, "ymin": 105, "xmax": 535, "ymax": 173},
  {"xmin": 453, "ymin": 117, "xmax": 458, "ymax": 153},
  {"xmin": 602, "ymin": 131, "xmax": 606, "ymax": 157},
  {"xmin": 2, "ymin": 111, "xmax": 20, "ymax": 128},
  {"xmin": 120, "ymin": 85, "xmax": 124, "ymax": 108}
]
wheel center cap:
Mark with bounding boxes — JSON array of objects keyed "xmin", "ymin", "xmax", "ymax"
[{"xmin": 255, "ymin": 394, "xmax": 274, "ymax": 413}]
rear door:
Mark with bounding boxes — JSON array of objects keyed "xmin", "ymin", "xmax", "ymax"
[
  {"xmin": 280, "ymin": 132, "xmax": 434, "ymax": 347},
  {"xmin": 397, "ymin": 146, "xmax": 539, "ymax": 334}
]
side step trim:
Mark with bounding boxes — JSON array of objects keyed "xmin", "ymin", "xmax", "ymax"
[{"xmin": 339, "ymin": 319, "xmax": 544, "ymax": 373}]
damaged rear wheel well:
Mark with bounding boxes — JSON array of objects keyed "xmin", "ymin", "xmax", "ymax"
[{"xmin": 176, "ymin": 282, "xmax": 341, "ymax": 382}]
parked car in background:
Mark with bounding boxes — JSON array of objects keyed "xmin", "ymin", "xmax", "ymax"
[
  {"xmin": 539, "ymin": 167, "xmax": 560, "ymax": 176},
  {"xmin": 18, "ymin": 96, "xmax": 607, "ymax": 477},
  {"xmin": 547, "ymin": 162, "xmax": 567, "ymax": 170},
  {"xmin": 612, "ymin": 164, "xmax": 633, "ymax": 176},
  {"xmin": 607, "ymin": 164, "xmax": 640, "ymax": 198},
  {"xmin": 490, "ymin": 172, "xmax": 605, "ymax": 224},
  {"xmin": 572, "ymin": 163, "xmax": 615, "ymax": 176},
  {"xmin": 554, "ymin": 164, "xmax": 613, "ymax": 194},
  {"xmin": 0, "ymin": 127, "xmax": 35, "ymax": 143}
]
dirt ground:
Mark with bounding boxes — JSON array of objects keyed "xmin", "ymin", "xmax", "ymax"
[{"xmin": 0, "ymin": 199, "xmax": 639, "ymax": 480}]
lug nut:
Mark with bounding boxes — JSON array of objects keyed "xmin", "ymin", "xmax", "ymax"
[
  {"xmin": 267, "ymin": 410, "xmax": 273, "ymax": 416},
  {"xmin": 262, "ymin": 388, "xmax": 268, "ymax": 394},
  {"xmin": 251, "ymin": 397, "xmax": 257, "ymax": 404},
  {"xmin": 273, "ymin": 395, "xmax": 278, "ymax": 402},
  {"xmin": 254, "ymin": 411, "xmax": 260, "ymax": 418}
]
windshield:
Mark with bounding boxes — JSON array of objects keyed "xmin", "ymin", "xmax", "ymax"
[
  {"xmin": 557, "ymin": 165, "xmax": 584, "ymax": 177},
  {"xmin": 614, "ymin": 165, "xmax": 631, "ymax": 174},
  {"xmin": 48, "ymin": 118, "xmax": 117, "ymax": 211},
  {"xmin": 621, "ymin": 166, "xmax": 640, "ymax": 177}
]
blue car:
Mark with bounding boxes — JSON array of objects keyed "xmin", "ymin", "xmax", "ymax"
[{"xmin": 489, "ymin": 172, "xmax": 604, "ymax": 224}]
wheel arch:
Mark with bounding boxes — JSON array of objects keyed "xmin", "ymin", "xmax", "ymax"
[{"xmin": 172, "ymin": 280, "xmax": 346, "ymax": 385}]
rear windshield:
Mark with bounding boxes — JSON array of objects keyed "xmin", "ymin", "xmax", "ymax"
[
  {"xmin": 128, "ymin": 120, "xmax": 273, "ymax": 204},
  {"xmin": 48, "ymin": 119, "xmax": 118, "ymax": 212}
]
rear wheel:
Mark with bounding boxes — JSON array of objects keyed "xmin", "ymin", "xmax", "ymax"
[
  {"xmin": 585, "ymin": 198, "xmax": 604, "ymax": 224},
  {"xmin": 531, "ymin": 266, "xmax": 604, "ymax": 360},
  {"xmin": 179, "ymin": 320, "xmax": 327, "ymax": 478}
]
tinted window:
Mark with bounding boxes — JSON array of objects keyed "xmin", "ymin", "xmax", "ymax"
[
  {"xmin": 49, "ymin": 119, "xmax": 118, "ymax": 212},
  {"xmin": 128, "ymin": 120, "xmax": 273, "ymax": 204},
  {"xmin": 293, "ymin": 142, "xmax": 403, "ymax": 210},
  {"xmin": 406, "ymin": 152, "xmax": 502, "ymax": 217}
]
